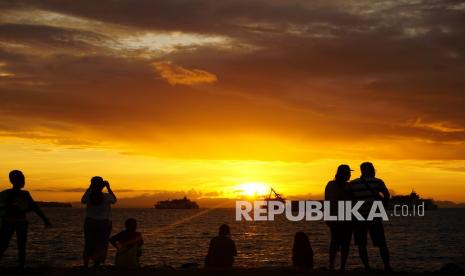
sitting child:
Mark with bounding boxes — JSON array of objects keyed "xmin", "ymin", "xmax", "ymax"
[
  {"xmin": 292, "ymin": 231, "xmax": 314, "ymax": 268},
  {"xmin": 110, "ymin": 218, "xmax": 144, "ymax": 269},
  {"xmin": 205, "ymin": 224, "xmax": 237, "ymax": 268}
]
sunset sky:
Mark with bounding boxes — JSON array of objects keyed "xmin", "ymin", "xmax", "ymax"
[{"xmin": 0, "ymin": 0, "xmax": 465, "ymax": 206}]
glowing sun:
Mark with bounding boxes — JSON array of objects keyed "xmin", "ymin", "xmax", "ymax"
[{"xmin": 237, "ymin": 182, "xmax": 269, "ymax": 197}]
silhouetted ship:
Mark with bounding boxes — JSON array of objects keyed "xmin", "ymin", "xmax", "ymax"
[
  {"xmin": 154, "ymin": 197, "xmax": 199, "ymax": 209},
  {"xmin": 389, "ymin": 190, "xmax": 438, "ymax": 210},
  {"xmin": 262, "ymin": 188, "xmax": 310, "ymax": 211},
  {"xmin": 264, "ymin": 188, "xmax": 438, "ymax": 211},
  {"xmin": 36, "ymin": 201, "xmax": 72, "ymax": 208},
  {"xmin": 261, "ymin": 188, "xmax": 285, "ymax": 209}
]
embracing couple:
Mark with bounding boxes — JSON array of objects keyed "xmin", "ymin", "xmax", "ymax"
[{"xmin": 325, "ymin": 162, "xmax": 392, "ymax": 272}]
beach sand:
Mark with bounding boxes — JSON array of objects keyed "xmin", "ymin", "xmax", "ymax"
[{"xmin": 1, "ymin": 265, "xmax": 464, "ymax": 276}]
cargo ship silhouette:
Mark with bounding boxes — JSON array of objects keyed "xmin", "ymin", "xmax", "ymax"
[
  {"xmin": 154, "ymin": 197, "xmax": 199, "ymax": 209},
  {"xmin": 390, "ymin": 190, "xmax": 438, "ymax": 210}
]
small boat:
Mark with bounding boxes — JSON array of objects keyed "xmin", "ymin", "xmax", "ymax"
[{"xmin": 154, "ymin": 197, "xmax": 199, "ymax": 209}]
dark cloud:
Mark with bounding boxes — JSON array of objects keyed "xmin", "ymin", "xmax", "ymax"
[
  {"xmin": 32, "ymin": 187, "xmax": 176, "ymax": 193},
  {"xmin": 32, "ymin": 187, "xmax": 87, "ymax": 192},
  {"xmin": 0, "ymin": 23, "xmax": 109, "ymax": 50},
  {"xmin": 2, "ymin": 0, "xmax": 374, "ymax": 37}
]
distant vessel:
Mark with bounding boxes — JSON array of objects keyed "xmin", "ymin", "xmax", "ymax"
[
  {"xmin": 154, "ymin": 197, "xmax": 199, "ymax": 209},
  {"xmin": 264, "ymin": 188, "xmax": 285, "ymax": 203},
  {"xmin": 390, "ymin": 190, "xmax": 438, "ymax": 210},
  {"xmin": 261, "ymin": 188, "xmax": 285, "ymax": 208},
  {"xmin": 262, "ymin": 188, "xmax": 310, "ymax": 211},
  {"xmin": 263, "ymin": 188, "xmax": 438, "ymax": 211}
]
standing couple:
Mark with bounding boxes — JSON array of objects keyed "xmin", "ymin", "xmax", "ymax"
[{"xmin": 325, "ymin": 162, "xmax": 392, "ymax": 272}]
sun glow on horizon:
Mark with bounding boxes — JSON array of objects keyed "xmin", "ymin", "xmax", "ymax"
[{"xmin": 236, "ymin": 182, "xmax": 269, "ymax": 198}]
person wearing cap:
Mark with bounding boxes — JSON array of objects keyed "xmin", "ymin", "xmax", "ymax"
[{"xmin": 324, "ymin": 164, "xmax": 353, "ymax": 271}]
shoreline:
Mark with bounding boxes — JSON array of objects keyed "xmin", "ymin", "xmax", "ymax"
[{"xmin": 1, "ymin": 264, "xmax": 463, "ymax": 276}]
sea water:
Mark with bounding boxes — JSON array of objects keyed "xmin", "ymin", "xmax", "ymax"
[{"xmin": 1, "ymin": 208, "xmax": 464, "ymax": 271}]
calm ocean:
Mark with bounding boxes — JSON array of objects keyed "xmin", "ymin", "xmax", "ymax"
[{"xmin": 1, "ymin": 208, "xmax": 464, "ymax": 271}]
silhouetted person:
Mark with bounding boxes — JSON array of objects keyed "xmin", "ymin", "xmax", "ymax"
[
  {"xmin": 110, "ymin": 218, "xmax": 144, "ymax": 269},
  {"xmin": 350, "ymin": 162, "xmax": 392, "ymax": 272},
  {"xmin": 292, "ymin": 231, "xmax": 313, "ymax": 268},
  {"xmin": 205, "ymin": 224, "xmax": 237, "ymax": 268},
  {"xmin": 81, "ymin": 177, "xmax": 117, "ymax": 268},
  {"xmin": 0, "ymin": 170, "xmax": 51, "ymax": 269},
  {"xmin": 325, "ymin": 164, "xmax": 352, "ymax": 271}
]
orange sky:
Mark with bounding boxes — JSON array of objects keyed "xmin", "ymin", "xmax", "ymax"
[{"xmin": 0, "ymin": 1, "xmax": 465, "ymax": 206}]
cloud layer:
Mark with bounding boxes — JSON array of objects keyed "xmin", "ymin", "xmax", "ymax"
[
  {"xmin": 153, "ymin": 61, "xmax": 218, "ymax": 85},
  {"xmin": 0, "ymin": 0, "xmax": 464, "ymax": 161}
]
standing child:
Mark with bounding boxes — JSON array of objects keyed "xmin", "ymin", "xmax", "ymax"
[
  {"xmin": 110, "ymin": 218, "xmax": 143, "ymax": 269},
  {"xmin": 0, "ymin": 170, "xmax": 52, "ymax": 269}
]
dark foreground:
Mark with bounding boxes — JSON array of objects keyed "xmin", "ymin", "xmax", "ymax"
[{"xmin": 1, "ymin": 265, "xmax": 464, "ymax": 276}]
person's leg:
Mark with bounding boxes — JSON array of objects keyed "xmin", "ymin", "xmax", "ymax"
[
  {"xmin": 380, "ymin": 245, "xmax": 392, "ymax": 271},
  {"xmin": 101, "ymin": 220, "xmax": 111, "ymax": 265},
  {"xmin": 94, "ymin": 219, "xmax": 111, "ymax": 267},
  {"xmin": 0, "ymin": 222, "xmax": 15, "ymax": 260},
  {"xmin": 93, "ymin": 258, "xmax": 101, "ymax": 268},
  {"xmin": 358, "ymin": 245, "xmax": 370, "ymax": 270},
  {"xmin": 328, "ymin": 226, "xmax": 337, "ymax": 270},
  {"xmin": 83, "ymin": 254, "xmax": 89, "ymax": 268},
  {"xmin": 329, "ymin": 244, "xmax": 336, "ymax": 270},
  {"xmin": 83, "ymin": 218, "xmax": 93, "ymax": 268},
  {"xmin": 370, "ymin": 220, "xmax": 391, "ymax": 271},
  {"xmin": 340, "ymin": 223, "xmax": 351, "ymax": 271},
  {"xmin": 16, "ymin": 222, "xmax": 28, "ymax": 269},
  {"xmin": 92, "ymin": 220, "xmax": 103, "ymax": 268},
  {"xmin": 340, "ymin": 246, "xmax": 349, "ymax": 271},
  {"xmin": 354, "ymin": 222, "xmax": 370, "ymax": 270}
]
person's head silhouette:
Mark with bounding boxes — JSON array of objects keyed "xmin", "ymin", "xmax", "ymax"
[
  {"xmin": 219, "ymin": 224, "xmax": 230, "ymax": 237},
  {"xmin": 9, "ymin": 170, "xmax": 25, "ymax": 189},
  {"xmin": 293, "ymin": 231, "xmax": 311, "ymax": 248},
  {"xmin": 125, "ymin": 218, "xmax": 137, "ymax": 232},
  {"xmin": 90, "ymin": 176, "xmax": 104, "ymax": 191},
  {"xmin": 89, "ymin": 176, "xmax": 105, "ymax": 205},
  {"xmin": 360, "ymin": 162, "xmax": 376, "ymax": 178},
  {"xmin": 335, "ymin": 164, "xmax": 352, "ymax": 183}
]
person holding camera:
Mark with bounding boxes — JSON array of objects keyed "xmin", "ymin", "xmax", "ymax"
[{"xmin": 81, "ymin": 176, "xmax": 117, "ymax": 268}]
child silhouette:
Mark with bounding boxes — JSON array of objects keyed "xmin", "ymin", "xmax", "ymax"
[
  {"xmin": 110, "ymin": 218, "xmax": 144, "ymax": 269},
  {"xmin": 0, "ymin": 170, "xmax": 52, "ymax": 269}
]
